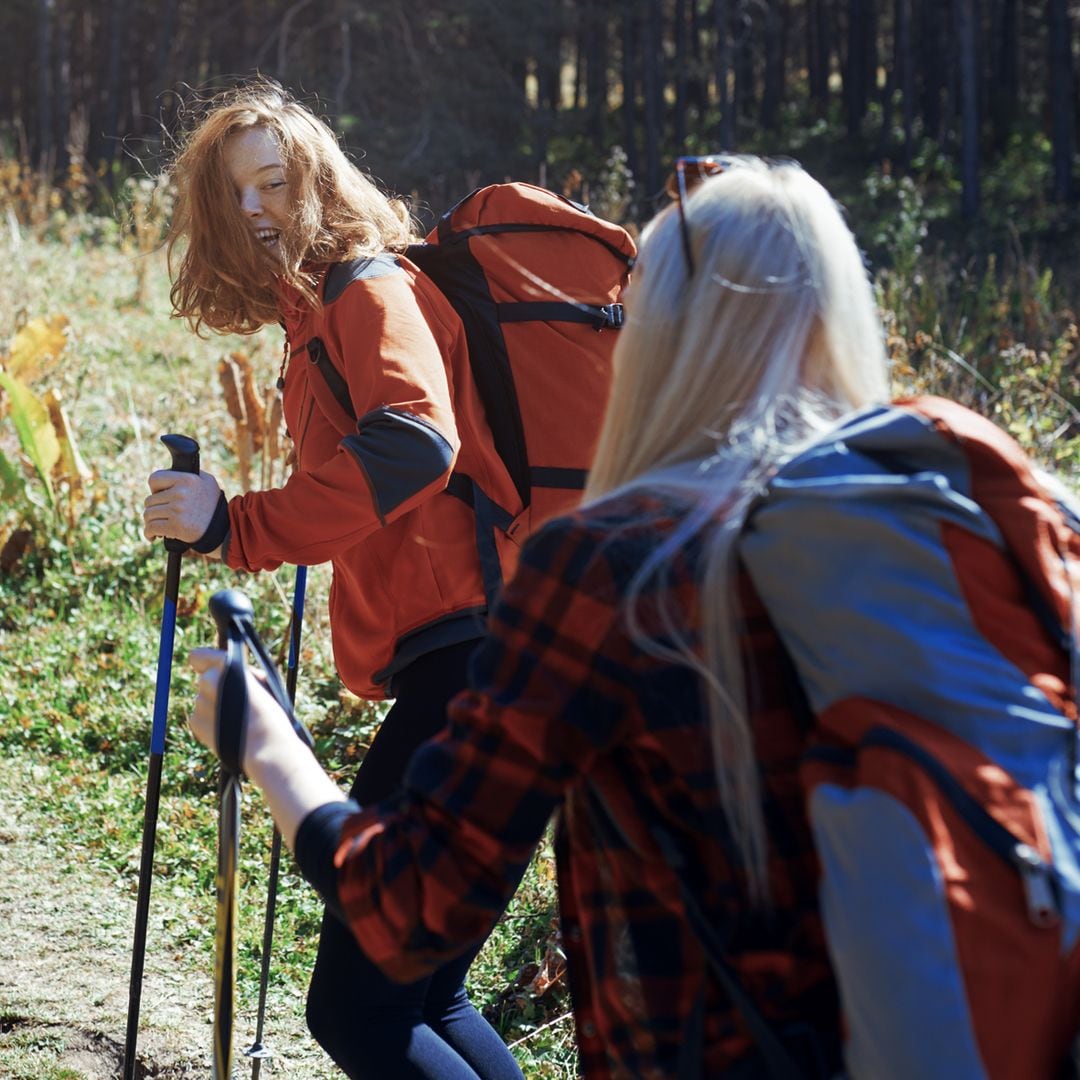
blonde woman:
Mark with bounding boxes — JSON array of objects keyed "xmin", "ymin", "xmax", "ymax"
[
  {"xmin": 142, "ymin": 81, "xmax": 524, "ymax": 1080},
  {"xmin": 188, "ymin": 158, "xmax": 885, "ymax": 1075}
]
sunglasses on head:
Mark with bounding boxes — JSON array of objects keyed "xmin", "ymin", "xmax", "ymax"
[{"xmin": 666, "ymin": 155, "xmax": 737, "ymax": 278}]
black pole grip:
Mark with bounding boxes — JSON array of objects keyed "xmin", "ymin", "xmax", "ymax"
[
  {"xmin": 209, "ymin": 589, "xmax": 255, "ymax": 647},
  {"xmin": 160, "ymin": 434, "xmax": 200, "ymax": 554}
]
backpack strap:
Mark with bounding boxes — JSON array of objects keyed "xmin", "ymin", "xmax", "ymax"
[
  {"xmin": 323, "ymin": 254, "xmax": 403, "ymax": 304},
  {"xmin": 307, "ymin": 337, "xmax": 355, "ymax": 422},
  {"xmin": 650, "ymin": 824, "xmax": 822, "ymax": 1080},
  {"xmin": 496, "ymin": 300, "xmax": 624, "ymax": 330},
  {"xmin": 439, "ymin": 220, "xmax": 636, "ymax": 267},
  {"xmin": 582, "ymin": 783, "xmax": 818, "ymax": 1080},
  {"xmin": 445, "ymin": 473, "xmax": 513, "ymax": 608}
]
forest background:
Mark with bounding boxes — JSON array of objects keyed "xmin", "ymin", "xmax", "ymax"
[{"xmin": 1, "ymin": 0, "xmax": 1079, "ymax": 1078}]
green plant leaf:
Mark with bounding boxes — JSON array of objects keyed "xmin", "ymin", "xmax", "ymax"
[
  {"xmin": 0, "ymin": 445, "xmax": 26, "ymax": 502},
  {"xmin": 0, "ymin": 372, "xmax": 58, "ymax": 507}
]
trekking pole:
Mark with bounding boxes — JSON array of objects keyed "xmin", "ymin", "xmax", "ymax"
[
  {"xmin": 122, "ymin": 433, "xmax": 200, "ymax": 1080},
  {"xmin": 246, "ymin": 564, "xmax": 308, "ymax": 1079},
  {"xmin": 209, "ymin": 589, "xmax": 251, "ymax": 1080},
  {"xmin": 208, "ymin": 588, "xmax": 316, "ymax": 1080}
]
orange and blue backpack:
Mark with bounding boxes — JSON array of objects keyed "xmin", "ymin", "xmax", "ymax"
[{"xmin": 736, "ymin": 396, "xmax": 1080, "ymax": 1078}]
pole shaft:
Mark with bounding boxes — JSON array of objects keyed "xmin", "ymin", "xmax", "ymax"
[
  {"xmin": 249, "ymin": 565, "xmax": 307, "ymax": 1078},
  {"xmin": 122, "ymin": 549, "xmax": 183, "ymax": 1080}
]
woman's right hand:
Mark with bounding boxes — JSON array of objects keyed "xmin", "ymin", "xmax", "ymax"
[
  {"xmin": 144, "ymin": 469, "xmax": 225, "ymax": 554},
  {"xmin": 188, "ymin": 647, "xmax": 295, "ymax": 772},
  {"xmin": 188, "ymin": 647, "xmax": 347, "ymax": 848}
]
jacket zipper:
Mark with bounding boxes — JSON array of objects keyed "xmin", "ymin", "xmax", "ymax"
[{"xmin": 806, "ymin": 727, "xmax": 1061, "ymax": 928}]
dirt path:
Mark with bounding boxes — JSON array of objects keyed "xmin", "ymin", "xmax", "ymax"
[{"xmin": 0, "ymin": 756, "xmax": 337, "ymax": 1079}]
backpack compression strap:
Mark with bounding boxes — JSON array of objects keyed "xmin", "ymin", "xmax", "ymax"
[
  {"xmin": 496, "ymin": 300, "xmax": 624, "ymax": 331},
  {"xmin": 583, "ymin": 781, "xmax": 824, "ymax": 1080}
]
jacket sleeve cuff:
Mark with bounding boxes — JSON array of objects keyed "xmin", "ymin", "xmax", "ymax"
[
  {"xmin": 193, "ymin": 491, "xmax": 230, "ymax": 554},
  {"xmin": 294, "ymin": 799, "xmax": 363, "ymax": 922}
]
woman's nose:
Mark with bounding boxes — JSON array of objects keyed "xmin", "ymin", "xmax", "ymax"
[{"xmin": 239, "ymin": 188, "xmax": 262, "ymax": 216}]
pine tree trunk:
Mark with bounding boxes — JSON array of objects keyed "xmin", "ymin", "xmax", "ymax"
[
  {"xmin": 714, "ymin": 0, "xmax": 735, "ymax": 148},
  {"xmin": 760, "ymin": 0, "xmax": 786, "ymax": 130},
  {"xmin": 586, "ymin": 0, "xmax": 610, "ymax": 148},
  {"xmin": 991, "ymin": 0, "xmax": 1019, "ymax": 148},
  {"xmin": 1050, "ymin": 0, "xmax": 1075, "ymax": 201},
  {"xmin": 674, "ymin": 0, "xmax": 688, "ymax": 149},
  {"xmin": 897, "ymin": 0, "xmax": 914, "ymax": 166},
  {"xmin": 845, "ymin": 0, "xmax": 868, "ymax": 135},
  {"xmin": 920, "ymin": 0, "xmax": 945, "ymax": 141},
  {"xmin": 954, "ymin": 0, "xmax": 980, "ymax": 217},
  {"xmin": 807, "ymin": 0, "xmax": 829, "ymax": 113},
  {"xmin": 642, "ymin": 0, "xmax": 663, "ymax": 198},
  {"xmin": 622, "ymin": 3, "xmax": 642, "ymax": 191},
  {"xmin": 36, "ymin": 0, "xmax": 55, "ymax": 171},
  {"xmin": 99, "ymin": 0, "xmax": 128, "ymax": 170}
]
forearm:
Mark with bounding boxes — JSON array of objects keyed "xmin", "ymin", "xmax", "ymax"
[
  {"xmin": 244, "ymin": 725, "xmax": 348, "ymax": 850},
  {"xmin": 225, "ymin": 427, "xmax": 455, "ymax": 572}
]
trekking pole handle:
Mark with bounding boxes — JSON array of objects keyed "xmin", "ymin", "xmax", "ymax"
[
  {"xmin": 209, "ymin": 589, "xmax": 255, "ymax": 647},
  {"xmin": 160, "ymin": 434, "xmax": 200, "ymax": 554}
]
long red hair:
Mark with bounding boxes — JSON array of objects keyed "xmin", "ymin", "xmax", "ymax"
[{"xmin": 167, "ymin": 80, "xmax": 416, "ymax": 335}]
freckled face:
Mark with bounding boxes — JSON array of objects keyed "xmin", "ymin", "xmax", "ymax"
[{"xmin": 222, "ymin": 126, "xmax": 290, "ymax": 256}]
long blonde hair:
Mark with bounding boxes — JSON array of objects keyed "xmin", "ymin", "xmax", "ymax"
[
  {"xmin": 167, "ymin": 80, "xmax": 417, "ymax": 335},
  {"xmin": 586, "ymin": 159, "xmax": 888, "ymax": 901}
]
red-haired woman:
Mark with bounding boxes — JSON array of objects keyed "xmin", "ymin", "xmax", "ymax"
[{"xmin": 142, "ymin": 81, "xmax": 524, "ymax": 1080}]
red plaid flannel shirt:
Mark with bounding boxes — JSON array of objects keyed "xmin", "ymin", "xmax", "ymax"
[{"xmin": 334, "ymin": 491, "xmax": 839, "ymax": 1077}]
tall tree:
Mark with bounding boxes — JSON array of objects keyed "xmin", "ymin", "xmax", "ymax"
[
  {"xmin": 760, "ymin": 0, "xmax": 786, "ymax": 131},
  {"xmin": 954, "ymin": 0, "xmax": 980, "ymax": 217},
  {"xmin": 673, "ymin": 0, "xmax": 689, "ymax": 150},
  {"xmin": 714, "ymin": 0, "xmax": 735, "ymax": 148},
  {"xmin": 642, "ymin": 0, "xmax": 664, "ymax": 198},
  {"xmin": 98, "ymin": 0, "xmax": 128, "ymax": 167},
  {"xmin": 1049, "ymin": 0, "xmax": 1075, "ymax": 201},
  {"xmin": 621, "ymin": 2, "xmax": 642, "ymax": 186},
  {"xmin": 989, "ymin": 0, "xmax": 1020, "ymax": 148},
  {"xmin": 845, "ymin": 0, "xmax": 870, "ymax": 135},
  {"xmin": 584, "ymin": 0, "xmax": 610, "ymax": 149},
  {"xmin": 806, "ymin": 0, "xmax": 830, "ymax": 115},
  {"xmin": 36, "ymin": 0, "xmax": 55, "ymax": 170},
  {"xmin": 896, "ymin": 0, "xmax": 914, "ymax": 166},
  {"xmin": 919, "ymin": 0, "xmax": 947, "ymax": 141}
]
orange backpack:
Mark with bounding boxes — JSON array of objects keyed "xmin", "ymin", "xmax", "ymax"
[
  {"xmin": 316, "ymin": 182, "xmax": 636, "ymax": 600},
  {"xmin": 407, "ymin": 183, "xmax": 635, "ymax": 528}
]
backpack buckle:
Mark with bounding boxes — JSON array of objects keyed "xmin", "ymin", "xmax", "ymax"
[{"xmin": 595, "ymin": 304, "xmax": 624, "ymax": 331}]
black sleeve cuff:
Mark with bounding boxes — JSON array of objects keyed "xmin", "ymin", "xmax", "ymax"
[
  {"xmin": 193, "ymin": 491, "xmax": 230, "ymax": 554},
  {"xmin": 294, "ymin": 799, "xmax": 363, "ymax": 923}
]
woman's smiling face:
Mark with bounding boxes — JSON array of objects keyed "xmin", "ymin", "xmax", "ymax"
[{"xmin": 222, "ymin": 125, "xmax": 290, "ymax": 256}]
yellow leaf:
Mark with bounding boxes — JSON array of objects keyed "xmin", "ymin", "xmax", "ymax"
[
  {"xmin": 43, "ymin": 388, "xmax": 93, "ymax": 505},
  {"xmin": 4, "ymin": 315, "xmax": 69, "ymax": 382}
]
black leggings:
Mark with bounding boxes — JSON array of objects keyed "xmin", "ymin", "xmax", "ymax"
[{"xmin": 306, "ymin": 640, "xmax": 524, "ymax": 1080}]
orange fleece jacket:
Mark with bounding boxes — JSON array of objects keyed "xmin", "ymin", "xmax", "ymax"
[{"xmin": 223, "ymin": 255, "xmax": 523, "ymax": 698}]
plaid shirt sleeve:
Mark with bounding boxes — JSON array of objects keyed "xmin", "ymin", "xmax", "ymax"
[{"xmin": 333, "ymin": 511, "xmax": 636, "ymax": 982}]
